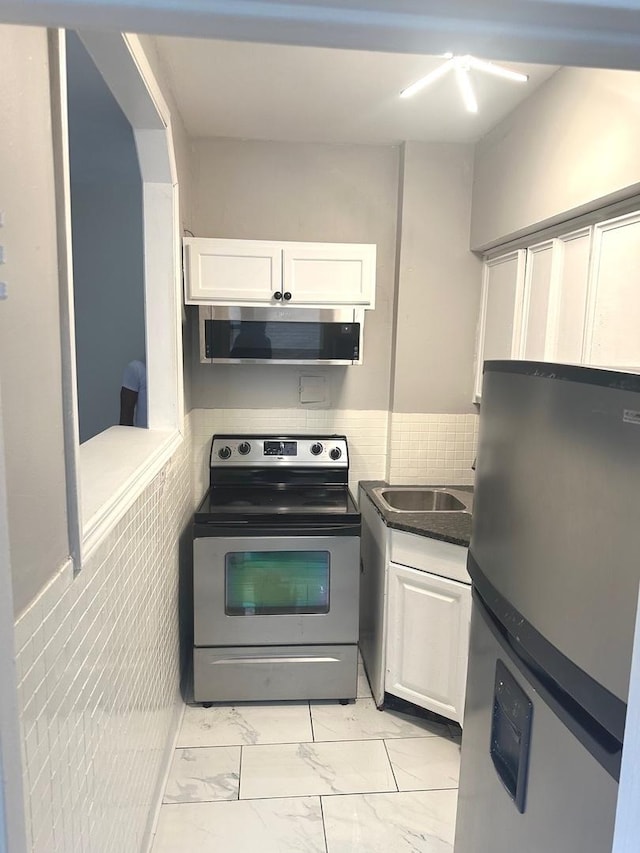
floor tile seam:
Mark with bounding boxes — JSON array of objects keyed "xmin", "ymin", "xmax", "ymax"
[
  {"xmin": 319, "ymin": 786, "xmax": 459, "ymax": 801},
  {"xmin": 381, "ymin": 739, "xmax": 400, "ymax": 793},
  {"xmin": 240, "ymin": 736, "xmax": 390, "ymax": 749},
  {"xmin": 235, "ymin": 786, "xmax": 399, "ymax": 803},
  {"xmin": 161, "ymin": 795, "xmax": 240, "ymax": 806},
  {"xmin": 176, "ymin": 732, "xmax": 444, "ymax": 749},
  {"xmin": 392, "ymin": 784, "xmax": 460, "ymax": 792},
  {"xmin": 308, "ymin": 701, "xmax": 316, "ymax": 743},
  {"xmin": 157, "ymin": 794, "xmax": 324, "ymax": 807},
  {"xmin": 318, "ymin": 796, "xmax": 330, "ymax": 853},
  {"xmin": 381, "ymin": 733, "xmax": 458, "ymax": 745}
]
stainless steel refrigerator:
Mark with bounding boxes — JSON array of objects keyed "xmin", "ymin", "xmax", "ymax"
[{"xmin": 455, "ymin": 361, "xmax": 640, "ymax": 853}]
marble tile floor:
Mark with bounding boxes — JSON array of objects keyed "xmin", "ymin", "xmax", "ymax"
[{"xmin": 152, "ymin": 663, "xmax": 461, "ymax": 852}]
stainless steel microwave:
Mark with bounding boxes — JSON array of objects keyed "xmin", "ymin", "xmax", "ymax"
[{"xmin": 198, "ymin": 306, "xmax": 364, "ymax": 365}]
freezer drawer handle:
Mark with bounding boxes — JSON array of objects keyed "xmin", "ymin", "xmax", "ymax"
[{"xmin": 209, "ymin": 656, "xmax": 341, "ymax": 665}]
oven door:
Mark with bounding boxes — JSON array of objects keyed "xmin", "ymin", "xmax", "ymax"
[{"xmin": 194, "ymin": 535, "xmax": 360, "ymax": 646}]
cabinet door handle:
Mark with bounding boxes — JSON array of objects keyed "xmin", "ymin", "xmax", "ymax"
[
  {"xmin": 283, "ymin": 291, "xmax": 292, "ymax": 301},
  {"xmin": 273, "ymin": 291, "xmax": 283, "ymax": 300}
]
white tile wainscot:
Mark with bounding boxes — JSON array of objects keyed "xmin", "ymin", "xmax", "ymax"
[{"xmin": 12, "ymin": 415, "xmax": 193, "ymax": 853}]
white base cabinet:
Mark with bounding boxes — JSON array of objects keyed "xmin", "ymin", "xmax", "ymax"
[
  {"xmin": 358, "ymin": 489, "xmax": 472, "ymax": 726},
  {"xmin": 386, "ymin": 562, "xmax": 471, "ymax": 725}
]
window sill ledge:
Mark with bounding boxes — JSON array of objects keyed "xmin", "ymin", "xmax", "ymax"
[{"xmin": 80, "ymin": 426, "xmax": 183, "ymax": 562}]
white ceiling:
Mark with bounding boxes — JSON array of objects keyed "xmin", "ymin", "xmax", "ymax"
[{"xmin": 152, "ymin": 37, "xmax": 559, "ymax": 145}]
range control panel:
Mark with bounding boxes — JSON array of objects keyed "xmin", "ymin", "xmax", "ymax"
[{"xmin": 210, "ymin": 435, "xmax": 348, "ymax": 467}]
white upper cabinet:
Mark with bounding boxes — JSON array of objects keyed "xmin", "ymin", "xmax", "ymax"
[
  {"xmin": 183, "ymin": 237, "xmax": 376, "ymax": 308},
  {"xmin": 282, "ymin": 243, "xmax": 376, "ymax": 306},
  {"xmin": 474, "ymin": 207, "xmax": 640, "ymax": 402},
  {"xmin": 546, "ymin": 228, "xmax": 592, "ymax": 365},
  {"xmin": 474, "ymin": 250, "xmax": 526, "ymax": 401},
  {"xmin": 584, "ymin": 211, "xmax": 640, "ymax": 371},
  {"xmin": 184, "ymin": 238, "xmax": 282, "ymax": 304},
  {"xmin": 520, "ymin": 240, "xmax": 559, "ymax": 361}
]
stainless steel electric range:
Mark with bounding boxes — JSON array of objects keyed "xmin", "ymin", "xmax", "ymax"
[{"xmin": 192, "ymin": 434, "xmax": 361, "ymax": 704}]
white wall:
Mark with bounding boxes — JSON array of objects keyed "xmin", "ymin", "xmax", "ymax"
[
  {"xmin": 190, "ymin": 137, "xmax": 400, "ymax": 412},
  {"xmin": 0, "ymin": 25, "xmax": 70, "ymax": 616},
  {"xmin": 393, "ymin": 142, "xmax": 482, "ymax": 414},
  {"xmin": 471, "ymin": 67, "xmax": 640, "ymax": 250}
]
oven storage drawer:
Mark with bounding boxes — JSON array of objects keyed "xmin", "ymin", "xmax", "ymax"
[{"xmin": 193, "ymin": 644, "xmax": 358, "ymax": 702}]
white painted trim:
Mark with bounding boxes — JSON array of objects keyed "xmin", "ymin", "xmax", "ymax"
[
  {"xmin": 0, "ymin": 385, "xmax": 28, "ymax": 853},
  {"xmin": 49, "ymin": 29, "xmax": 184, "ymax": 562},
  {"xmin": 473, "ymin": 261, "xmax": 491, "ymax": 403},
  {"xmin": 509, "ymin": 249, "xmax": 527, "ymax": 360},
  {"xmin": 140, "ymin": 700, "xmax": 185, "ymax": 853},
  {"xmin": 48, "ymin": 30, "xmax": 83, "ymax": 573},
  {"xmin": 1, "ymin": 1, "xmax": 640, "ymax": 71}
]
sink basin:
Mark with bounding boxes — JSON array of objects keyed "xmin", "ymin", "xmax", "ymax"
[{"xmin": 373, "ymin": 487, "xmax": 468, "ymax": 513}]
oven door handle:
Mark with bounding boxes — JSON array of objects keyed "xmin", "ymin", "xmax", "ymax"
[{"xmin": 209, "ymin": 655, "xmax": 343, "ymax": 665}]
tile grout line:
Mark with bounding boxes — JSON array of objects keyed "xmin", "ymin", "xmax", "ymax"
[
  {"xmin": 382, "ymin": 739, "xmax": 400, "ymax": 793},
  {"xmin": 319, "ymin": 796, "xmax": 330, "ymax": 853},
  {"xmin": 309, "ymin": 701, "xmax": 316, "ymax": 743}
]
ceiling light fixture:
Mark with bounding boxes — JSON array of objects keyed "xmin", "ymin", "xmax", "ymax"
[{"xmin": 400, "ymin": 54, "xmax": 528, "ymax": 114}]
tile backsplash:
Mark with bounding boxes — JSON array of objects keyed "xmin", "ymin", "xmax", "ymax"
[
  {"xmin": 192, "ymin": 408, "xmax": 479, "ymax": 500},
  {"xmin": 12, "ymin": 417, "xmax": 193, "ymax": 853},
  {"xmin": 388, "ymin": 413, "xmax": 479, "ymax": 486},
  {"xmin": 192, "ymin": 408, "xmax": 389, "ymax": 502}
]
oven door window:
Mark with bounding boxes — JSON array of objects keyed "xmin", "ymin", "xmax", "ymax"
[{"xmin": 225, "ymin": 551, "xmax": 330, "ymax": 616}]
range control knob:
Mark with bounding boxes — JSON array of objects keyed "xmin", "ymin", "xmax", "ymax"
[
  {"xmin": 218, "ymin": 445, "xmax": 232, "ymax": 460},
  {"xmin": 238, "ymin": 441, "xmax": 251, "ymax": 456},
  {"xmin": 310, "ymin": 442, "xmax": 323, "ymax": 456},
  {"xmin": 329, "ymin": 447, "xmax": 342, "ymax": 461}
]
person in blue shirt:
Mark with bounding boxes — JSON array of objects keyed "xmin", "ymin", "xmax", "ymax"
[{"xmin": 119, "ymin": 360, "xmax": 148, "ymax": 427}]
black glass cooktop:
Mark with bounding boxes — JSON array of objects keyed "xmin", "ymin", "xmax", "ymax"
[{"xmin": 195, "ymin": 485, "xmax": 358, "ymax": 518}]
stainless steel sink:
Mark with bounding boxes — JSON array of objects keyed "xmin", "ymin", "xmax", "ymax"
[{"xmin": 373, "ymin": 487, "xmax": 468, "ymax": 513}]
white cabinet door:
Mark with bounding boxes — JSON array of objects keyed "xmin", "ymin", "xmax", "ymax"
[
  {"xmin": 546, "ymin": 227, "xmax": 592, "ymax": 365},
  {"xmin": 386, "ymin": 562, "xmax": 471, "ymax": 725},
  {"xmin": 520, "ymin": 240, "xmax": 559, "ymax": 361},
  {"xmin": 184, "ymin": 237, "xmax": 282, "ymax": 305},
  {"xmin": 474, "ymin": 250, "xmax": 526, "ymax": 401},
  {"xmin": 282, "ymin": 243, "xmax": 376, "ymax": 307},
  {"xmin": 584, "ymin": 211, "xmax": 640, "ymax": 371}
]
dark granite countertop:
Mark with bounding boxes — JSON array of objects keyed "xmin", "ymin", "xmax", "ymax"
[{"xmin": 359, "ymin": 481, "xmax": 473, "ymax": 548}]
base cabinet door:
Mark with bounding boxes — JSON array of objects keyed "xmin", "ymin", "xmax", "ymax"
[{"xmin": 386, "ymin": 562, "xmax": 471, "ymax": 724}]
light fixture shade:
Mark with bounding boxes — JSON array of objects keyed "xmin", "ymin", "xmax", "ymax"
[
  {"xmin": 400, "ymin": 58, "xmax": 455, "ymax": 98},
  {"xmin": 400, "ymin": 53, "xmax": 528, "ymax": 114},
  {"xmin": 455, "ymin": 66, "xmax": 478, "ymax": 113},
  {"xmin": 467, "ymin": 56, "xmax": 528, "ymax": 83}
]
